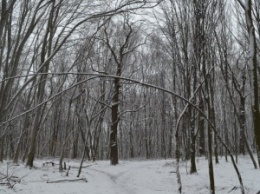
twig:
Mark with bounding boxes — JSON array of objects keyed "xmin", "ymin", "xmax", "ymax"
[
  {"xmin": 47, "ymin": 178, "xmax": 88, "ymax": 183},
  {"xmin": 228, "ymin": 186, "xmax": 238, "ymax": 193}
]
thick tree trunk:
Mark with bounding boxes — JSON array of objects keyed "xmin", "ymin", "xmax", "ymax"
[
  {"xmin": 110, "ymin": 77, "xmax": 120, "ymax": 165},
  {"xmin": 190, "ymin": 131, "xmax": 197, "ymax": 173},
  {"xmin": 26, "ymin": 105, "xmax": 43, "ymax": 167},
  {"xmin": 244, "ymin": 0, "xmax": 260, "ymax": 167},
  {"xmin": 26, "ymin": 1, "xmax": 56, "ymax": 167},
  {"xmin": 71, "ymin": 131, "xmax": 79, "ymax": 159}
]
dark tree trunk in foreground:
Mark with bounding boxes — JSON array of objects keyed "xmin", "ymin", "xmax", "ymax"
[
  {"xmin": 103, "ymin": 19, "xmax": 138, "ymax": 165},
  {"xmin": 241, "ymin": 0, "xmax": 260, "ymax": 167},
  {"xmin": 110, "ymin": 79, "xmax": 120, "ymax": 165}
]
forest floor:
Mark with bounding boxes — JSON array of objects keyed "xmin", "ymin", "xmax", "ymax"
[{"xmin": 0, "ymin": 155, "xmax": 259, "ymax": 194}]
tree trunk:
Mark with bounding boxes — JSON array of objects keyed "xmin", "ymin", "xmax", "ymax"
[
  {"xmin": 110, "ymin": 77, "xmax": 120, "ymax": 165},
  {"xmin": 208, "ymin": 104, "xmax": 215, "ymax": 194},
  {"xmin": 198, "ymin": 99, "xmax": 205, "ymax": 156},
  {"xmin": 243, "ymin": 0, "xmax": 260, "ymax": 167}
]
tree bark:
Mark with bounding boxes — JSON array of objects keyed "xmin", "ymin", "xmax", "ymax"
[{"xmin": 243, "ymin": 0, "xmax": 260, "ymax": 167}]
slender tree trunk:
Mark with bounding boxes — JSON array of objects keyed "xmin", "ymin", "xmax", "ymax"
[
  {"xmin": 175, "ymin": 129, "xmax": 182, "ymax": 193},
  {"xmin": 239, "ymin": 97, "xmax": 246, "ymax": 155},
  {"xmin": 0, "ymin": 140, "xmax": 3, "ymax": 162},
  {"xmin": 129, "ymin": 121, "xmax": 134, "ymax": 158},
  {"xmin": 207, "ymin": 103, "xmax": 215, "ymax": 194},
  {"xmin": 198, "ymin": 99, "xmax": 205, "ymax": 156}
]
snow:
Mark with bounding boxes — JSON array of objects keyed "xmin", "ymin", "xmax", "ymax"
[{"xmin": 0, "ymin": 156, "xmax": 259, "ymax": 194}]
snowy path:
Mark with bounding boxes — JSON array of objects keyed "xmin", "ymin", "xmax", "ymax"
[
  {"xmin": 87, "ymin": 167, "xmax": 137, "ymax": 194},
  {"xmin": 1, "ymin": 156, "xmax": 260, "ymax": 194},
  {"xmin": 0, "ymin": 159, "xmax": 175, "ymax": 194},
  {"xmin": 86, "ymin": 160, "xmax": 175, "ymax": 194}
]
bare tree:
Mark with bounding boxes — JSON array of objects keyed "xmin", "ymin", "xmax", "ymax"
[{"xmin": 101, "ymin": 16, "xmax": 143, "ymax": 165}]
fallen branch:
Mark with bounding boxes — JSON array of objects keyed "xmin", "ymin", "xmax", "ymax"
[
  {"xmin": 228, "ymin": 186, "xmax": 238, "ymax": 193},
  {"xmin": 0, "ymin": 174, "xmax": 21, "ymax": 188},
  {"xmin": 47, "ymin": 178, "xmax": 88, "ymax": 183},
  {"xmin": 0, "ymin": 163, "xmax": 29, "ymax": 189},
  {"xmin": 0, "ymin": 182, "xmax": 15, "ymax": 188},
  {"xmin": 42, "ymin": 161, "xmax": 57, "ymax": 166},
  {"xmin": 0, "ymin": 182, "xmax": 11, "ymax": 187}
]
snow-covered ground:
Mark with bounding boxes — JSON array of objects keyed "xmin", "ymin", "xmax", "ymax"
[{"xmin": 0, "ymin": 156, "xmax": 259, "ymax": 194}]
